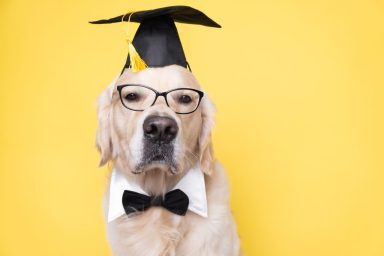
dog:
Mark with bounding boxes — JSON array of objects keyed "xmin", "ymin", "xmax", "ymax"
[{"xmin": 96, "ymin": 65, "xmax": 240, "ymax": 256}]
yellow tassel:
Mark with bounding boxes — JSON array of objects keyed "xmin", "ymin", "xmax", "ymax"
[
  {"xmin": 127, "ymin": 38, "xmax": 147, "ymax": 72},
  {"xmin": 122, "ymin": 12, "xmax": 147, "ymax": 72}
]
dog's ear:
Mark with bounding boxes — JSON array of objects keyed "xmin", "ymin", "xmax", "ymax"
[
  {"xmin": 198, "ymin": 94, "xmax": 216, "ymax": 175},
  {"xmin": 96, "ymin": 78, "xmax": 117, "ymax": 167}
]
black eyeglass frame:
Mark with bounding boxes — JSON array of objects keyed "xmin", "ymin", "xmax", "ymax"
[{"xmin": 116, "ymin": 84, "xmax": 205, "ymax": 115}]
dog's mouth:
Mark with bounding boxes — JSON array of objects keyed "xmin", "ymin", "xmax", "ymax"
[
  {"xmin": 151, "ymin": 154, "xmax": 165, "ymax": 161},
  {"xmin": 134, "ymin": 142, "xmax": 178, "ymax": 175}
]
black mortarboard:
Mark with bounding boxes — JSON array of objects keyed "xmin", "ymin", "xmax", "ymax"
[{"xmin": 90, "ymin": 6, "xmax": 221, "ymax": 73}]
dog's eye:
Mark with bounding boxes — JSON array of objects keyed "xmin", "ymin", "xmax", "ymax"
[
  {"xmin": 178, "ymin": 95, "xmax": 192, "ymax": 104},
  {"xmin": 125, "ymin": 93, "xmax": 139, "ymax": 101}
]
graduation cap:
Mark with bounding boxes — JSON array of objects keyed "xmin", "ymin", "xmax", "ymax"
[{"xmin": 89, "ymin": 6, "xmax": 221, "ymax": 73}]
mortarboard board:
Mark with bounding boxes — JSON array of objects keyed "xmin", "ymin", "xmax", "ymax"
[{"xmin": 90, "ymin": 6, "xmax": 221, "ymax": 73}]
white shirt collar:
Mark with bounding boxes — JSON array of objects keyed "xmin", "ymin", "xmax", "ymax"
[{"xmin": 107, "ymin": 164, "xmax": 208, "ymax": 222}]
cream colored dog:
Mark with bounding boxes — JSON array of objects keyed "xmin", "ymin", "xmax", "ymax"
[{"xmin": 96, "ymin": 65, "xmax": 240, "ymax": 256}]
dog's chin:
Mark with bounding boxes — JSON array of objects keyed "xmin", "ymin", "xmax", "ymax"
[{"xmin": 134, "ymin": 160, "xmax": 178, "ymax": 175}]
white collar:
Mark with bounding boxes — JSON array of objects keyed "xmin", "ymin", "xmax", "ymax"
[{"xmin": 107, "ymin": 164, "xmax": 208, "ymax": 222}]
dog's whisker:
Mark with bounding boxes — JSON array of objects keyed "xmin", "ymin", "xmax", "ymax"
[{"xmin": 186, "ymin": 150, "xmax": 199, "ymax": 161}]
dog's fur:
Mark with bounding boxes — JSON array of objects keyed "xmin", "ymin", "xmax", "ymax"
[{"xmin": 96, "ymin": 65, "xmax": 240, "ymax": 256}]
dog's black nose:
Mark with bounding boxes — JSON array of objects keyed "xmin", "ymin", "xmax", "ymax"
[{"xmin": 143, "ymin": 115, "xmax": 178, "ymax": 143}]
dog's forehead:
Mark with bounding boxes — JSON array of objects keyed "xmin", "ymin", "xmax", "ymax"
[{"xmin": 116, "ymin": 65, "xmax": 201, "ymax": 91}]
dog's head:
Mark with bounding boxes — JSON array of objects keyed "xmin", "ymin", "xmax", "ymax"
[{"xmin": 96, "ymin": 65, "xmax": 215, "ymax": 178}]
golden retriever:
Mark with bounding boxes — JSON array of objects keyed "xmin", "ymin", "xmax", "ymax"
[{"xmin": 96, "ymin": 65, "xmax": 240, "ymax": 255}]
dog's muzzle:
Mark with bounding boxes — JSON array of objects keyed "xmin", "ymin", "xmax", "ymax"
[{"xmin": 136, "ymin": 115, "xmax": 178, "ymax": 173}]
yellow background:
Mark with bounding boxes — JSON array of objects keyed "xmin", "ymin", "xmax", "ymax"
[{"xmin": 1, "ymin": 0, "xmax": 383, "ymax": 255}]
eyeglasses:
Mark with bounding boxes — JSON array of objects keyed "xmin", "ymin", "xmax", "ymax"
[{"xmin": 116, "ymin": 84, "xmax": 204, "ymax": 114}]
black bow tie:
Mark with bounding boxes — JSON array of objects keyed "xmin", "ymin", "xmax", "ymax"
[{"xmin": 122, "ymin": 189, "xmax": 189, "ymax": 216}]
